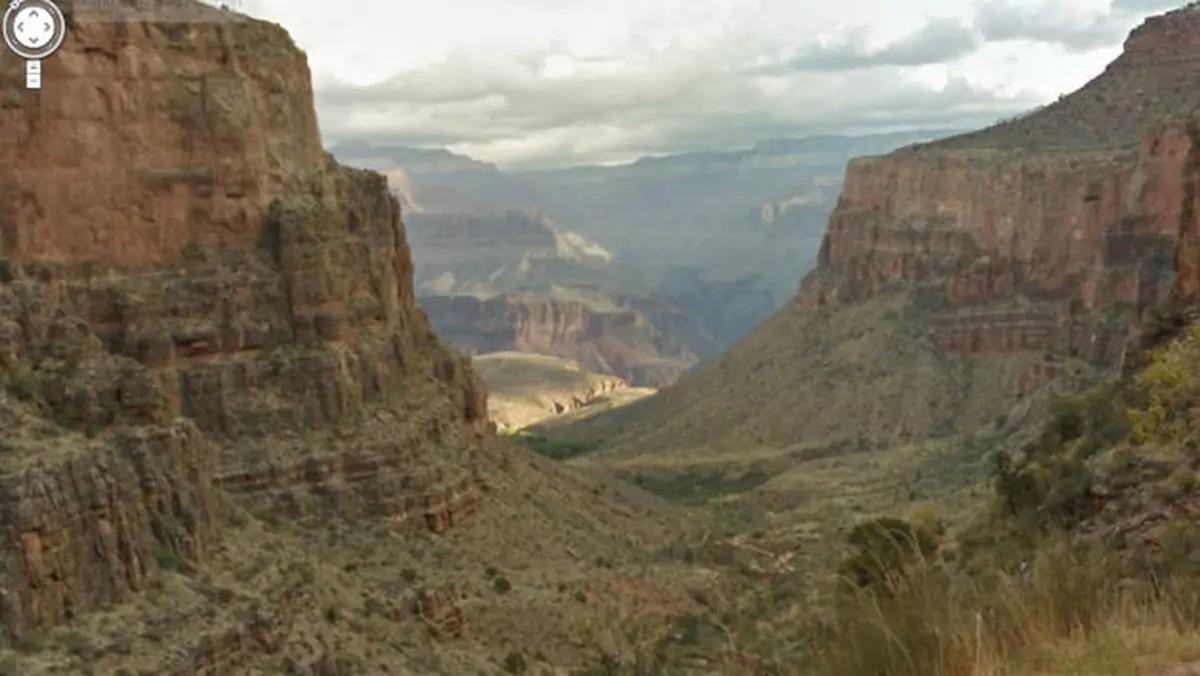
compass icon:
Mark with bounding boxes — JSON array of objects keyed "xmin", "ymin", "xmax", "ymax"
[{"xmin": 3, "ymin": 0, "xmax": 66, "ymax": 60}]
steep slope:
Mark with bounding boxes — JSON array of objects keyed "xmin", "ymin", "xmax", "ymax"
[
  {"xmin": 797, "ymin": 120, "xmax": 1200, "ymax": 676},
  {"xmin": 0, "ymin": 3, "xmax": 698, "ymax": 673},
  {"xmin": 554, "ymin": 5, "xmax": 1200, "ymax": 463},
  {"xmin": 0, "ymin": 0, "xmax": 486, "ymax": 636}
]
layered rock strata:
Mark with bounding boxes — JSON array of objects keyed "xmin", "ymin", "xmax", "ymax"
[
  {"xmin": 801, "ymin": 5, "xmax": 1200, "ymax": 374},
  {"xmin": 421, "ymin": 293, "xmax": 698, "ymax": 387},
  {"xmin": 0, "ymin": 0, "xmax": 488, "ymax": 640}
]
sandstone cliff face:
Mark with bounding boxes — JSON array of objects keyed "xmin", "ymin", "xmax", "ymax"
[
  {"xmin": 0, "ymin": 0, "xmax": 487, "ymax": 641},
  {"xmin": 420, "ymin": 293, "xmax": 699, "ymax": 387},
  {"xmin": 0, "ymin": 1, "xmax": 324, "ymax": 267},
  {"xmin": 801, "ymin": 5, "xmax": 1200, "ymax": 369}
]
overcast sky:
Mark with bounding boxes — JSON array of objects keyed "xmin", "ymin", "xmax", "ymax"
[{"xmin": 235, "ymin": 0, "xmax": 1185, "ymax": 169}]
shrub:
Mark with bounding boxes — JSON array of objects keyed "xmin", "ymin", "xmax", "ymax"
[
  {"xmin": 1129, "ymin": 323, "xmax": 1200, "ymax": 448},
  {"xmin": 502, "ymin": 650, "xmax": 527, "ymax": 674},
  {"xmin": 989, "ymin": 379, "xmax": 1134, "ymax": 531},
  {"xmin": 837, "ymin": 516, "xmax": 939, "ymax": 597}
]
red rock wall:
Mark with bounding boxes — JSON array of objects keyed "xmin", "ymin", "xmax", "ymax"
[
  {"xmin": 801, "ymin": 122, "xmax": 1195, "ymax": 365},
  {"xmin": 0, "ymin": 0, "xmax": 491, "ymax": 639},
  {"xmin": 0, "ymin": 3, "xmax": 325, "ymax": 267},
  {"xmin": 796, "ymin": 7, "xmax": 1200, "ymax": 367}
]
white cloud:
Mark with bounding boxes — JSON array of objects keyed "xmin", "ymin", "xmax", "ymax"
[{"xmin": 234, "ymin": 0, "xmax": 1182, "ymax": 168}]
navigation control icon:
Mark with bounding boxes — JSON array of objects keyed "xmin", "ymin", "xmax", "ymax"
[{"xmin": 3, "ymin": 0, "xmax": 67, "ymax": 90}]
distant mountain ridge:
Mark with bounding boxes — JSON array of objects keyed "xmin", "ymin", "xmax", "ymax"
[{"xmin": 330, "ymin": 128, "xmax": 965, "ymax": 388}]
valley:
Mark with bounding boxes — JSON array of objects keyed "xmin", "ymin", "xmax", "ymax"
[
  {"xmin": 331, "ymin": 130, "xmax": 961, "ymax": 423},
  {"xmin": 1, "ymin": 0, "xmax": 1200, "ymax": 675}
]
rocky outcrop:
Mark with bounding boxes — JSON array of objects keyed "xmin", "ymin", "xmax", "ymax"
[
  {"xmin": 420, "ymin": 293, "xmax": 699, "ymax": 387},
  {"xmin": 413, "ymin": 584, "xmax": 467, "ymax": 639},
  {"xmin": 0, "ymin": 0, "xmax": 488, "ymax": 641},
  {"xmin": 801, "ymin": 5, "xmax": 1200, "ymax": 369}
]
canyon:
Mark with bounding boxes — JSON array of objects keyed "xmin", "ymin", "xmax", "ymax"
[
  {"xmin": 550, "ymin": 4, "xmax": 1200, "ymax": 463},
  {"xmin": 2, "ymin": 0, "xmax": 1198, "ymax": 672},
  {"xmin": 402, "ymin": 207, "xmax": 710, "ymax": 387},
  {"xmin": 331, "ymin": 130, "xmax": 953, "ymax": 398},
  {"xmin": 0, "ymin": 3, "xmax": 694, "ymax": 673}
]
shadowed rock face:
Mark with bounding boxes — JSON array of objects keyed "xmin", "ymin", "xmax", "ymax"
[
  {"xmin": 802, "ymin": 5, "xmax": 1200, "ymax": 369},
  {"xmin": 0, "ymin": 0, "xmax": 488, "ymax": 641}
]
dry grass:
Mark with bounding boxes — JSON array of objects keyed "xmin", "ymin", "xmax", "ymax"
[
  {"xmin": 808, "ymin": 542, "xmax": 1200, "ymax": 676},
  {"xmin": 549, "ymin": 293, "xmax": 1093, "ymax": 465}
]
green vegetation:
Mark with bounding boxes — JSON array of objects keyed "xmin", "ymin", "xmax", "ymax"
[
  {"xmin": 502, "ymin": 650, "xmax": 528, "ymax": 674},
  {"xmin": 836, "ymin": 516, "xmax": 940, "ymax": 597},
  {"xmin": 1129, "ymin": 323, "xmax": 1200, "ymax": 446},
  {"xmin": 805, "ymin": 322, "xmax": 1200, "ymax": 676},
  {"xmin": 2, "ymin": 364, "xmax": 36, "ymax": 400},
  {"xmin": 630, "ymin": 469, "xmax": 771, "ymax": 501},
  {"xmin": 989, "ymin": 379, "xmax": 1131, "ymax": 534},
  {"xmin": 815, "ymin": 537, "xmax": 1200, "ymax": 676},
  {"xmin": 518, "ymin": 434, "xmax": 600, "ymax": 461}
]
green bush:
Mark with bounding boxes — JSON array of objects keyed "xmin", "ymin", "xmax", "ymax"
[
  {"xmin": 522, "ymin": 435, "xmax": 598, "ymax": 460},
  {"xmin": 1129, "ymin": 323, "xmax": 1200, "ymax": 449},
  {"xmin": 837, "ymin": 516, "xmax": 938, "ymax": 597},
  {"xmin": 502, "ymin": 650, "xmax": 527, "ymax": 674}
]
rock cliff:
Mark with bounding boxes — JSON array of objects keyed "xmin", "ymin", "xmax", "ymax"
[
  {"xmin": 0, "ymin": 0, "xmax": 488, "ymax": 642},
  {"xmin": 421, "ymin": 292, "xmax": 699, "ymax": 387},
  {"xmin": 801, "ymin": 5, "xmax": 1200, "ymax": 370},
  {"xmin": 546, "ymin": 5, "xmax": 1200, "ymax": 460}
]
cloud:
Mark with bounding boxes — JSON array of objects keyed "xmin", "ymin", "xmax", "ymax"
[
  {"xmin": 973, "ymin": 0, "xmax": 1159, "ymax": 51},
  {"xmin": 236, "ymin": 0, "xmax": 1175, "ymax": 169},
  {"xmin": 314, "ymin": 43, "xmax": 1043, "ymax": 168},
  {"xmin": 765, "ymin": 20, "xmax": 983, "ymax": 72},
  {"xmin": 1110, "ymin": 0, "xmax": 1191, "ymax": 12}
]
